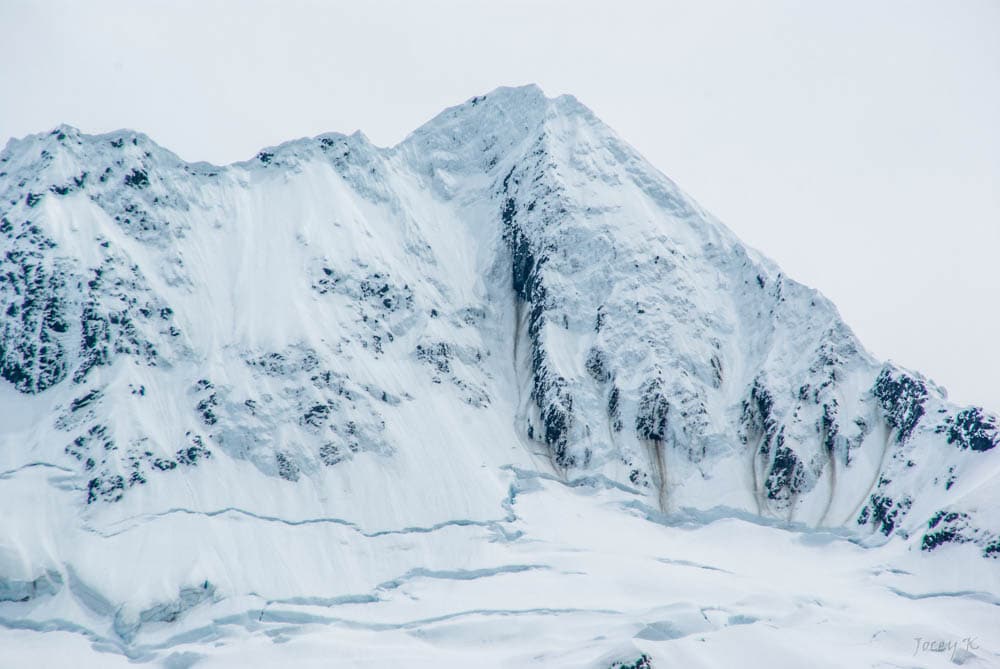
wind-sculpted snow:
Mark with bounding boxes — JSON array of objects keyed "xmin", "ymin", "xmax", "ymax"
[{"xmin": 1, "ymin": 85, "xmax": 999, "ymax": 665}]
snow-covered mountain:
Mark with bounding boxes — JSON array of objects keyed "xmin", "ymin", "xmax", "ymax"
[{"xmin": 1, "ymin": 85, "xmax": 998, "ymax": 667}]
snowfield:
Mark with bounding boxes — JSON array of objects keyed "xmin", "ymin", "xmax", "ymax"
[{"xmin": 0, "ymin": 85, "xmax": 997, "ymax": 667}]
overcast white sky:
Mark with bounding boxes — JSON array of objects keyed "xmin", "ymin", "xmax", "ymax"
[{"xmin": 2, "ymin": 0, "xmax": 998, "ymax": 408}]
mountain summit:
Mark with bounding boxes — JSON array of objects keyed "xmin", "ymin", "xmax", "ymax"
[{"xmin": 1, "ymin": 86, "xmax": 998, "ymax": 666}]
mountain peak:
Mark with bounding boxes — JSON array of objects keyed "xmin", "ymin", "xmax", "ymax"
[
  {"xmin": 2, "ymin": 86, "xmax": 999, "ymax": 665},
  {"xmin": 395, "ymin": 85, "xmax": 615, "ymax": 200},
  {"xmin": 400, "ymin": 84, "xmax": 550, "ymax": 152},
  {"xmin": 404, "ymin": 84, "xmax": 598, "ymax": 143},
  {"xmin": 459, "ymin": 83, "xmax": 592, "ymax": 116}
]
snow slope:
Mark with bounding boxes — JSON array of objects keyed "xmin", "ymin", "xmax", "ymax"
[{"xmin": 0, "ymin": 85, "xmax": 998, "ymax": 667}]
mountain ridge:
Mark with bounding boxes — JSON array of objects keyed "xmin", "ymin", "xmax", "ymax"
[{"xmin": 1, "ymin": 85, "xmax": 998, "ymax": 666}]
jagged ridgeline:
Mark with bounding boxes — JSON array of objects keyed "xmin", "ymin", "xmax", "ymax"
[
  {"xmin": 3, "ymin": 86, "xmax": 1000, "ymax": 667},
  {"xmin": 1, "ymin": 87, "xmax": 998, "ymax": 559},
  {"xmin": 2, "ymin": 83, "xmax": 999, "ymax": 665}
]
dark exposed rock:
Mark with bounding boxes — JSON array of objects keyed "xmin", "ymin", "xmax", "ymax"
[
  {"xmin": 195, "ymin": 392, "xmax": 218, "ymax": 426},
  {"xmin": 709, "ymin": 353, "xmax": 723, "ymax": 387},
  {"xmin": 501, "ymin": 160, "xmax": 579, "ymax": 467},
  {"xmin": 921, "ymin": 511, "xmax": 970, "ymax": 551},
  {"xmin": 87, "ymin": 473, "xmax": 125, "ymax": 504},
  {"xmin": 585, "ymin": 347, "xmax": 611, "ymax": 383},
  {"xmin": 873, "ymin": 367, "xmax": 927, "ymax": 443},
  {"xmin": 608, "ymin": 385, "xmax": 623, "ymax": 432},
  {"xmin": 275, "ymin": 452, "xmax": 300, "ymax": 481},
  {"xmin": 414, "ymin": 340, "xmax": 491, "ymax": 407},
  {"xmin": 176, "ymin": 435, "xmax": 211, "ymax": 466},
  {"xmin": 920, "ymin": 510, "xmax": 1000, "ymax": 557},
  {"xmin": 858, "ymin": 489, "xmax": 912, "ymax": 536},
  {"xmin": 765, "ymin": 439, "xmax": 806, "ymax": 502},
  {"xmin": 313, "ymin": 265, "xmax": 414, "ymax": 355},
  {"xmin": 942, "ymin": 407, "xmax": 999, "ymax": 452},
  {"xmin": 123, "ymin": 168, "xmax": 149, "ymax": 189},
  {"xmin": 415, "ymin": 342, "xmax": 451, "ymax": 375},
  {"xmin": 301, "ymin": 403, "xmax": 333, "ymax": 429},
  {"xmin": 70, "ymin": 388, "xmax": 104, "ymax": 412},
  {"xmin": 740, "ymin": 377, "xmax": 777, "ymax": 450},
  {"xmin": 820, "ymin": 402, "xmax": 838, "ymax": 454},
  {"xmin": 609, "ymin": 654, "xmax": 653, "ymax": 669},
  {"xmin": 636, "ymin": 377, "xmax": 669, "ymax": 442},
  {"xmin": 0, "ymin": 225, "xmax": 71, "ymax": 392},
  {"xmin": 319, "ymin": 442, "xmax": 350, "ymax": 466},
  {"xmin": 73, "ymin": 423, "xmax": 209, "ymax": 504}
]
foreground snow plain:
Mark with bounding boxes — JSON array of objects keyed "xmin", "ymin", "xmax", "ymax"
[
  {"xmin": 3, "ymin": 466, "xmax": 998, "ymax": 667},
  {"xmin": 4, "ymin": 463, "xmax": 999, "ymax": 667}
]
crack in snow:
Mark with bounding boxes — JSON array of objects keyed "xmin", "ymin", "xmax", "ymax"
[{"xmin": 87, "ymin": 506, "xmax": 517, "ymax": 539}]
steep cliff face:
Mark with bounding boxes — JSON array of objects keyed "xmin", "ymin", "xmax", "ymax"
[
  {"xmin": 396, "ymin": 86, "xmax": 1000, "ymax": 553},
  {"xmin": 1, "ymin": 86, "xmax": 998, "ymax": 664}
]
